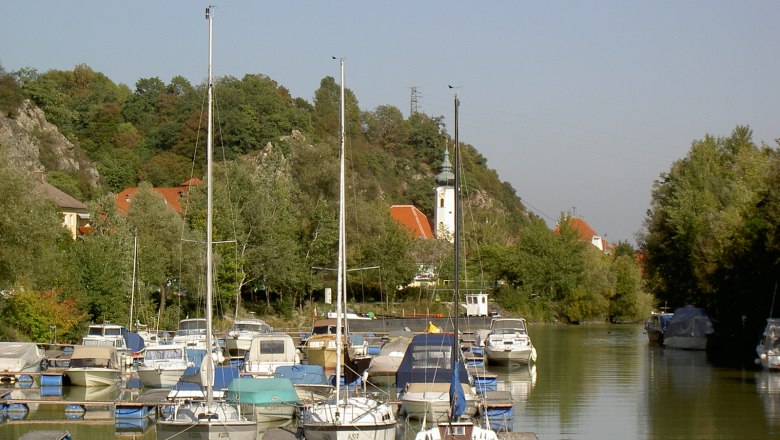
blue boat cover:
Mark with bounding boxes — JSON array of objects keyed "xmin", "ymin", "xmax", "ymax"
[
  {"xmin": 175, "ymin": 366, "xmax": 239, "ymax": 391},
  {"xmin": 274, "ymin": 364, "xmax": 328, "ymax": 385},
  {"xmin": 666, "ymin": 305, "xmax": 715, "ymax": 338},
  {"xmin": 395, "ymin": 333, "xmax": 469, "ymax": 392},
  {"xmin": 122, "ymin": 330, "xmax": 145, "ymax": 353}
]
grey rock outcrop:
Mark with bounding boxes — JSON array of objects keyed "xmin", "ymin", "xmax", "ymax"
[{"xmin": 0, "ymin": 99, "xmax": 100, "ymax": 186}]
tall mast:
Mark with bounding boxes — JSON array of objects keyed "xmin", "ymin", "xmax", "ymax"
[
  {"xmin": 452, "ymin": 93, "xmax": 460, "ymax": 352},
  {"xmin": 128, "ymin": 231, "xmax": 138, "ymax": 332},
  {"xmin": 334, "ymin": 57, "xmax": 345, "ymax": 412},
  {"xmin": 450, "ymin": 93, "xmax": 461, "ymax": 422},
  {"xmin": 205, "ymin": 5, "xmax": 214, "ymax": 405}
]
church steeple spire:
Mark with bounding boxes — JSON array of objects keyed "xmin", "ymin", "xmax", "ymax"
[
  {"xmin": 435, "ymin": 147, "xmax": 455, "ymax": 187},
  {"xmin": 434, "ymin": 147, "xmax": 456, "ymax": 241}
]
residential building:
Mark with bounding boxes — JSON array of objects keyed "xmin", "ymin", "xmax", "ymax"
[
  {"xmin": 33, "ymin": 171, "xmax": 90, "ymax": 239},
  {"xmin": 115, "ymin": 178, "xmax": 202, "ymax": 214}
]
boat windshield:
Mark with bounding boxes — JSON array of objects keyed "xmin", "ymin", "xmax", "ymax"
[
  {"xmin": 145, "ymin": 348, "xmax": 184, "ymax": 361},
  {"xmin": 492, "ymin": 320, "xmax": 526, "ymax": 333},
  {"xmin": 88, "ymin": 326, "xmax": 122, "ymax": 337},
  {"xmin": 70, "ymin": 358, "xmax": 112, "ymax": 368},
  {"xmin": 177, "ymin": 320, "xmax": 207, "ymax": 336},
  {"xmin": 233, "ymin": 323, "xmax": 271, "ymax": 333},
  {"xmin": 411, "ymin": 345, "xmax": 452, "ymax": 369},
  {"xmin": 312, "ymin": 325, "xmax": 340, "ymax": 335}
]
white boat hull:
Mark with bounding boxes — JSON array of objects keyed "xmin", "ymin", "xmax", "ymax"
[
  {"xmin": 225, "ymin": 337, "xmax": 252, "ymax": 357},
  {"xmin": 400, "ymin": 384, "xmax": 478, "ymax": 421},
  {"xmin": 664, "ymin": 336, "xmax": 708, "ymax": 350},
  {"xmin": 156, "ymin": 401, "xmax": 256, "ymax": 440},
  {"xmin": 137, "ymin": 366, "xmax": 187, "ymax": 388},
  {"xmin": 66, "ymin": 368, "xmax": 121, "ymax": 387},
  {"xmin": 415, "ymin": 421, "xmax": 498, "ymax": 440},
  {"xmin": 303, "ymin": 397, "xmax": 397, "ymax": 440},
  {"xmin": 485, "ymin": 346, "xmax": 536, "ymax": 366}
]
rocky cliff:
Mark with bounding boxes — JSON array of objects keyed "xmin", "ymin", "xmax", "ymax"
[{"xmin": 0, "ymin": 99, "xmax": 100, "ymax": 187}]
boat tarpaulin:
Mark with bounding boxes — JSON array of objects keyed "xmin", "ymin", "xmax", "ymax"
[
  {"xmin": 666, "ymin": 305, "xmax": 715, "ymax": 338},
  {"xmin": 0, "ymin": 342, "xmax": 44, "ymax": 372}
]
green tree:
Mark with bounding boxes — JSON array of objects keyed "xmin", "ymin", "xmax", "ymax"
[
  {"xmin": 313, "ymin": 76, "xmax": 360, "ymax": 137},
  {"xmin": 0, "ymin": 154, "xmax": 73, "ymax": 291},
  {"xmin": 0, "ymin": 64, "xmax": 23, "ymax": 116},
  {"xmin": 642, "ymin": 126, "xmax": 771, "ymax": 310},
  {"xmin": 126, "ymin": 182, "xmax": 191, "ymax": 325}
]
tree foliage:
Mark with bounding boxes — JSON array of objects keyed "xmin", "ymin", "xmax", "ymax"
[{"xmin": 641, "ymin": 126, "xmax": 780, "ymax": 347}]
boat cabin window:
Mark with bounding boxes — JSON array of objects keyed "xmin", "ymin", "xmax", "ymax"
[
  {"xmin": 177, "ymin": 320, "xmax": 207, "ymax": 335},
  {"xmin": 492, "ymin": 320, "xmax": 526, "ymax": 333},
  {"xmin": 411, "ymin": 345, "xmax": 452, "ymax": 369},
  {"xmin": 258, "ymin": 340, "xmax": 286, "ymax": 354},
  {"xmin": 70, "ymin": 358, "xmax": 111, "ymax": 368},
  {"xmin": 145, "ymin": 349, "xmax": 183, "ymax": 361},
  {"xmin": 446, "ymin": 426, "xmax": 467, "ymax": 436},
  {"xmin": 312, "ymin": 325, "xmax": 340, "ymax": 335}
]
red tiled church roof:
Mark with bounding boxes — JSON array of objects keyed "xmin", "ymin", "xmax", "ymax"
[{"xmin": 390, "ymin": 205, "xmax": 433, "ymax": 239}]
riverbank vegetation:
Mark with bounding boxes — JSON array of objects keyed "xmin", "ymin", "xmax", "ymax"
[
  {"xmin": 1, "ymin": 64, "xmax": 656, "ymax": 341},
  {"xmin": 641, "ymin": 126, "xmax": 780, "ymax": 350}
]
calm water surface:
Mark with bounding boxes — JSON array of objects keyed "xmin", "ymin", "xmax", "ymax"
[{"xmin": 2, "ymin": 324, "xmax": 779, "ymax": 439}]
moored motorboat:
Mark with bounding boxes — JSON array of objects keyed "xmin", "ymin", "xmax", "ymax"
[
  {"xmin": 484, "ymin": 318, "xmax": 537, "ymax": 366},
  {"xmin": 65, "ymin": 345, "xmax": 121, "ymax": 387},
  {"xmin": 171, "ymin": 318, "xmax": 209, "ymax": 349},
  {"xmin": 644, "ymin": 312, "xmax": 674, "ymax": 344},
  {"xmin": 242, "ymin": 333, "xmax": 300, "ymax": 377},
  {"xmin": 756, "ymin": 318, "xmax": 780, "ymax": 370},
  {"xmin": 225, "ymin": 318, "xmax": 272, "ymax": 357},
  {"xmin": 0, "ymin": 342, "xmax": 45, "ymax": 380},
  {"xmin": 663, "ymin": 305, "xmax": 714, "ymax": 350},
  {"xmin": 366, "ymin": 333, "xmax": 411, "ymax": 386},
  {"xmin": 397, "ymin": 333, "xmax": 478, "ymax": 421},
  {"xmin": 137, "ymin": 343, "xmax": 192, "ymax": 388}
]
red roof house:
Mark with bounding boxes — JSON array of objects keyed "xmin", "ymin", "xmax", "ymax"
[
  {"xmin": 116, "ymin": 179, "xmax": 203, "ymax": 214},
  {"xmin": 554, "ymin": 216, "xmax": 606, "ymax": 251},
  {"xmin": 390, "ymin": 205, "xmax": 434, "ymax": 239}
]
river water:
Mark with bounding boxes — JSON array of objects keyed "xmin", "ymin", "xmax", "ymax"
[{"xmin": 2, "ymin": 324, "xmax": 779, "ymax": 439}]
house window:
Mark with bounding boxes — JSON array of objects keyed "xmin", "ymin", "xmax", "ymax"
[{"xmin": 440, "ymin": 197, "xmax": 444, "ymax": 208}]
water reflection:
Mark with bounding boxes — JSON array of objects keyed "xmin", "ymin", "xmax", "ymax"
[
  {"xmin": 756, "ymin": 371, "xmax": 780, "ymax": 435},
  {"xmin": 490, "ymin": 364, "xmax": 537, "ymax": 403}
]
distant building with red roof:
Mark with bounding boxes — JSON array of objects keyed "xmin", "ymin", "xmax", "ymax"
[
  {"xmin": 390, "ymin": 205, "xmax": 434, "ymax": 239},
  {"xmin": 554, "ymin": 216, "xmax": 607, "ymax": 252},
  {"xmin": 116, "ymin": 178, "xmax": 203, "ymax": 214}
]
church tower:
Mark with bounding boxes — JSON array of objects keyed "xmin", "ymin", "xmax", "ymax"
[{"xmin": 434, "ymin": 148, "xmax": 455, "ymax": 241}]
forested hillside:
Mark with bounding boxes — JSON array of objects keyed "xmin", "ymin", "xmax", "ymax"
[{"xmin": 0, "ymin": 63, "xmax": 653, "ymax": 342}]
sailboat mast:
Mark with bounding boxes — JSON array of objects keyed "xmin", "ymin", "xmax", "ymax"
[
  {"xmin": 334, "ymin": 57, "xmax": 345, "ymax": 411},
  {"xmin": 129, "ymin": 231, "xmax": 138, "ymax": 332},
  {"xmin": 205, "ymin": 5, "xmax": 215, "ymax": 405},
  {"xmin": 452, "ymin": 93, "xmax": 460, "ymax": 356}
]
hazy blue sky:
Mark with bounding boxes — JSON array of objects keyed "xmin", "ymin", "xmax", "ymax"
[{"xmin": 3, "ymin": 1, "xmax": 779, "ymax": 244}]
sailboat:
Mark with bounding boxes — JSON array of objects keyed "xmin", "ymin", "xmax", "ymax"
[
  {"xmin": 415, "ymin": 94, "xmax": 497, "ymax": 440},
  {"xmin": 155, "ymin": 8, "xmax": 256, "ymax": 439},
  {"xmin": 302, "ymin": 58, "xmax": 397, "ymax": 440}
]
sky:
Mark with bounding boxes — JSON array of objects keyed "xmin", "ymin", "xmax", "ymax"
[{"xmin": 3, "ymin": 1, "xmax": 780, "ymax": 245}]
